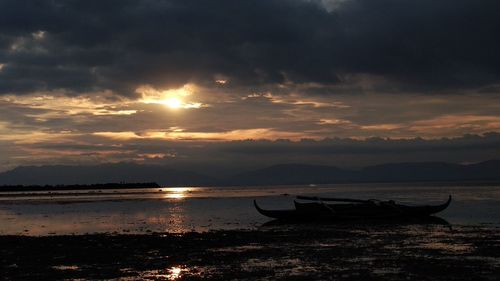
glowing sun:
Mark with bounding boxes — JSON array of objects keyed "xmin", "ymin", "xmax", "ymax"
[
  {"xmin": 137, "ymin": 84, "xmax": 204, "ymax": 109},
  {"xmin": 164, "ymin": 97, "xmax": 183, "ymax": 109}
]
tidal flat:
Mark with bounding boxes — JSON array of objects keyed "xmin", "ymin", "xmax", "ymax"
[{"xmin": 1, "ymin": 224, "xmax": 499, "ymax": 280}]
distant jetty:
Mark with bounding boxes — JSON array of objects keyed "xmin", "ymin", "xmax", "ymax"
[{"xmin": 0, "ymin": 182, "xmax": 161, "ymax": 192}]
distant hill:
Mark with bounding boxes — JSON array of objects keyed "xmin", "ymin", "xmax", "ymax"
[
  {"xmin": 229, "ymin": 164, "xmax": 357, "ymax": 185},
  {"xmin": 360, "ymin": 160, "xmax": 500, "ymax": 183},
  {"xmin": 359, "ymin": 162, "xmax": 466, "ymax": 182},
  {"xmin": 0, "ymin": 160, "xmax": 499, "ymax": 187},
  {"xmin": 231, "ymin": 160, "xmax": 500, "ymax": 185},
  {"xmin": 0, "ymin": 163, "xmax": 217, "ymax": 186}
]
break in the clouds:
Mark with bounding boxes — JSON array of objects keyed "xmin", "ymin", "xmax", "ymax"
[{"xmin": 1, "ymin": 0, "xmax": 500, "ymax": 171}]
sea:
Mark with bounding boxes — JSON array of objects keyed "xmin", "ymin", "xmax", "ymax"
[{"xmin": 1, "ymin": 182, "xmax": 499, "ymax": 235}]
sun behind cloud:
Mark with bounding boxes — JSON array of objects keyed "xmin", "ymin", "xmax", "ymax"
[
  {"xmin": 137, "ymin": 84, "xmax": 204, "ymax": 109},
  {"xmin": 164, "ymin": 97, "xmax": 183, "ymax": 109}
]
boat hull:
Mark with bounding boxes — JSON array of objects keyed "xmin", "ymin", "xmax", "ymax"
[{"xmin": 254, "ymin": 196, "xmax": 451, "ymax": 221}]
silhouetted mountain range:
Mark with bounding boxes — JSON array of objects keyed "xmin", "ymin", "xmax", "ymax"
[
  {"xmin": 232, "ymin": 160, "xmax": 500, "ymax": 185},
  {"xmin": 0, "ymin": 160, "xmax": 499, "ymax": 187}
]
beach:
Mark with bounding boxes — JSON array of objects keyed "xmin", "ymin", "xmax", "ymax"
[
  {"xmin": 2, "ymin": 224, "xmax": 499, "ymax": 280},
  {"xmin": 1, "ymin": 183, "xmax": 500, "ymax": 280}
]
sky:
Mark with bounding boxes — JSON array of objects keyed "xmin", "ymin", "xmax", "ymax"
[{"xmin": 1, "ymin": 0, "xmax": 500, "ymax": 173}]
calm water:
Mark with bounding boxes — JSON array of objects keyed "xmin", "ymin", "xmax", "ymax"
[{"xmin": 1, "ymin": 183, "xmax": 499, "ymax": 235}]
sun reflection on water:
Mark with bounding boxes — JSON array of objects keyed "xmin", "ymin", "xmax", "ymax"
[
  {"xmin": 168, "ymin": 266, "xmax": 182, "ymax": 280},
  {"xmin": 137, "ymin": 266, "xmax": 188, "ymax": 280},
  {"xmin": 162, "ymin": 187, "xmax": 196, "ymax": 199}
]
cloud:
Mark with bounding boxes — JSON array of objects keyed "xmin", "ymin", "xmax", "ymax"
[
  {"xmin": 1, "ymin": 0, "xmax": 500, "ymax": 171},
  {"xmin": 1, "ymin": 0, "xmax": 500, "ymax": 96},
  {"xmin": 2, "ymin": 131, "xmax": 500, "ymax": 173},
  {"xmin": 1, "ymin": 88, "xmax": 500, "ymax": 141}
]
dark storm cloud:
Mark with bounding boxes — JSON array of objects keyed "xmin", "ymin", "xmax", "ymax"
[{"xmin": 1, "ymin": 0, "xmax": 500, "ymax": 96}]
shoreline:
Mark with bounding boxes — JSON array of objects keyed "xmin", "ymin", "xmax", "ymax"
[
  {"xmin": 0, "ymin": 182, "xmax": 161, "ymax": 192},
  {"xmin": 2, "ymin": 180, "xmax": 500, "ymax": 193},
  {"xmin": 2, "ymin": 224, "xmax": 499, "ymax": 280}
]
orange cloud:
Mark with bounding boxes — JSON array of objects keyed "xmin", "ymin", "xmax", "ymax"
[
  {"xmin": 409, "ymin": 115, "xmax": 500, "ymax": 136},
  {"xmin": 93, "ymin": 128, "xmax": 311, "ymax": 141}
]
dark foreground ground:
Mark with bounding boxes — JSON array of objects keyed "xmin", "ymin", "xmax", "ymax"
[{"xmin": 1, "ymin": 223, "xmax": 499, "ymax": 280}]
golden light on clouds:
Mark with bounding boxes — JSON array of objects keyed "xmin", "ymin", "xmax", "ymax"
[
  {"xmin": 137, "ymin": 84, "xmax": 205, "ymax": 109},
  {"xmin": 317, "ymin": 118, "xmax": 353, "ymax": 125},
  {"xmin": 0, "ymin": 130, "xmax": 79, "ymax": 144},
  {"xmin": 361, "ymin": 124, "xmax": 403, "ymax": 130},
  {"xmin": 243, "ymin": 92, "xmax": 350, "ymax": 108},
  {"xmin": 93, "ymin": 128, "xmax": 310, "ymax": 141},
  {"xmin": 0, "ymin": 93, "xmax": 136, "ymax": 117},
  {"xmin": 409, "ymin": 115, "xmax": 500, "ymax": 135}
]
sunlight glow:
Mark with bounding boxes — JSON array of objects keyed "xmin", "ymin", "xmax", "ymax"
[
  {"xmin": 163, "ymin": 187, "xmax": 193, "ymax": 199},
  {"xmin": 137, "ymin": 84, "xmax": 205, "ymax": 109},
  {"xmin": 164, "ymin": 97, "xmax": 183, "ymax": 109},
  {"xmin": 168, "ymin": 266, "xmax": 182, "ymax": 280}
]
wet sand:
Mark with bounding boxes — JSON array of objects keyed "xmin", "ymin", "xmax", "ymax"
[{"xmin": 1, "ymin": 223, "xmax": 499, "ymax": 280}]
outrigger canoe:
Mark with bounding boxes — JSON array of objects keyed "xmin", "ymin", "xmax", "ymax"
[{"xmin": 254, "ymin": 195, "xmax": 452, "ymax": 220}]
